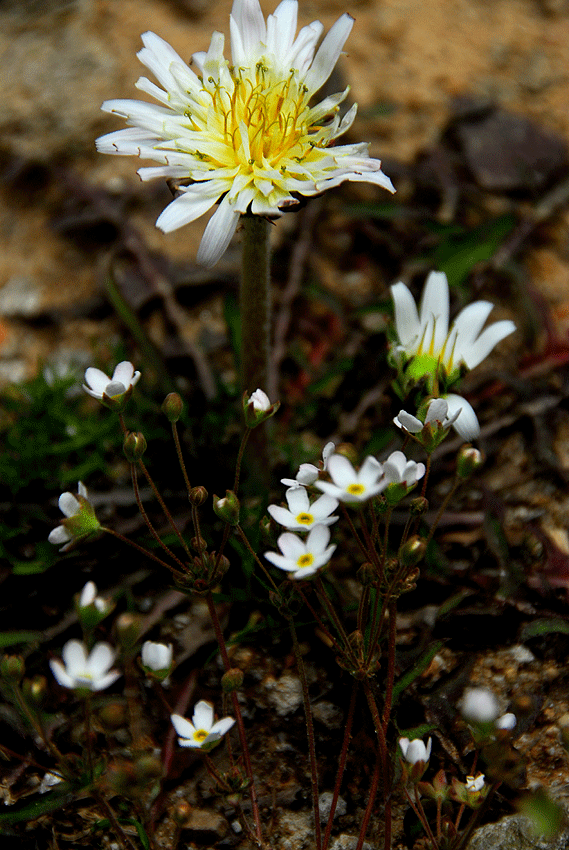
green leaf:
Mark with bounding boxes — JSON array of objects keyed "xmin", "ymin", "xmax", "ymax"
[
  {"xmin": 0, "ymin": 790, "xmax": 73, "ymax": 825},
  {"xmin": 518, "ymin": 788, "xmax": 564, "ymax": 839},
  {"xmin": 520, "ymin": 618, "xmax": 569, "ymax": 641},
  {"xmin": 392, "ymin": 641, "xmax": 444, "ymax": 704},
  {"xmin": 0, "ymin": 631, "xmax": 43, "ymax": 648}
]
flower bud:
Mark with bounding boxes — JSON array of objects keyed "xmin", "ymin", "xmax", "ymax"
[
  {"xmin": 357, "ymin": 562, "xmax": 376, "ymax": 586},
  {"xmin": 221, "ymin": 668, "xmax": 244, "ymax": 693},
  {"xmin": 243, "ymin": 389, "xmax": 280, "ymax": 427},
  {"xmin": 457, "ymin": 446, "xmax": 484, "ymax": 478},
  {"xmin": 1, "ymin": 654, "xmax": 25, "ymax": 682},
  {"xmin": 398, "ymin": 536, "xmax": 426, "ymax": 568},
  {"xmin": 140, "ymin": 641, "xmax": 173, "ymax": 681},
  {"xmin": 213, "ymin": 490, "xmax": 240, "ymax": 525},
  {"xmin": 99, "ymin": 701, "xmax": 128, "ymax": 730},
  {"xmin": 22, "ymin": 675, "xmax": 48, "ymax": 707},
  {"xmin": 162, "ymin": 392, "xmax": 183, "ymax": 422},
  {"xmin": 410, "ymin": 496, "xmax": 429, "ymax": 515},
  {"xmin": 115, "ymin": 613, "xmax": 142, "ymax": 652},
  {"xmin": 123, "ymin": 431, "xmax": 147, "ymax": 462},
  {"xmin": 189, "ymin": 486, "xmax": 208, "ymax": 506}
]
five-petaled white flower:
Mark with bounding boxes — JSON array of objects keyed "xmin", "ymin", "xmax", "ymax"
[
  {"xmin": 268, "ymin": 486, "xmax": 338, "ymax": 531},
  {"xmin": 315, "ymin": 454, "xmax": 385, "ymax": 504},
  {"xmin": 50, "ymin": 639, "xmax": 121, "ymax": 692},
  {"xmin": 48, "ymin": 482, "xmax": 102, "ymax": 551},
  {"xmin": 265, "ymin": 524, "xmax": 336, "ymax": 578},
  {"xmin": 171, "ymin": 700, "xmax": 235, "ymax": 749},
  {"xmin": 391, "ymin": 271, "xmax": 516, "ymax": 383},
  {"xmin": 281, "ymin": 441, "xmax": 335, "ymax": 487},
  {"xmin": 382, "ymin": 451, "xmax": 425, "ymax": 487},
  {"xmin": 399, "ymin": 736, "xmax": 432, "ymax": 765},
  {"xmin": 141, "ymin": 640, "xmax": 173, "ymax": 673},
  {"xmin": 96, "ymin": 0, "xmax": 394, "ymax": 267},
  {"xmin": 83, "ymin": 361, "xmax": 141, "ymax": 401}
]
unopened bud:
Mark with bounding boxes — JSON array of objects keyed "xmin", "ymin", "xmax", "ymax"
[
  {"xmin": 115, "ymin": 613, "xmax": 142, "ymax": 651},
  {"xmin": 191, "ymin": 535, "xmax": 208, "ymax": 552},
  {"xmin": 1, "ymin": 654, "xmax": 25, "ymax": 682},
  {"xmin": 243, "ymin": 389, "xmax": 280, "ymax": 427},
  {"xmin": 189, "ymin": 486, "xmax": 208, "ymax": 506},
  {"xmin": 99, "ymin": 701, "xmax": 128, "ymax": 730},
  {"xmin": 123, "ymin": 431, "xmax": 147, "ymax": 462},
  {"xmin": 213, "ymin": 490, "xmax": 240, "ymax": 525},
  {"xmin": 221, "ymin": 668, "xmax": 244, "ymax": 693},
  {"xmin": 410, "ymin": 496, "xmax": 429, "ymax": 515},
  {"xmin": 162, "ymin": 392, "xmax": 183, "ymax": 423},
  {"xmin": 399, "ymin": 536, "xmax": 426, "ymax": 568},
  {"xmin": 457, "ymin": 446, "xmax": 484, "ymax": 478},
  {"xmin": 22, "ymin": 675, "xmax": 47, "ymax": 707},
  {"xmin": 357, "ymin": 562, "xmax": 376, "ymax": 586},
  {"xmin": 134, "ymin": 755, "xmax": 162, "ymax": 786}
]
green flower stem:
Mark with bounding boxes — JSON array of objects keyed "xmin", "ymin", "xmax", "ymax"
[
  {"xmin": 171, "ymin": 421, "xmax": 192, "ymax": 496},
  {"xmin": 240, "ymin": 214, "xmax": 271, "ymax": 395}
]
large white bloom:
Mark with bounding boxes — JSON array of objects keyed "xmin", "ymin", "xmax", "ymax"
[
  {"xmin": 268, "ymin": 486, "xmax": 338, "ymax": 531},
  {"xmin": 264, "ymin": 523, "xmax": 336, "ymax": 578},
  {"xmin": 96, "ymin": 0, "xmax": 394, "ymax": 267},
  {"xmin": 49, "ymin": 640, "xmax": 120, "ymax": 692},
  {"xmin": 83, "ymin": 361, "xmax": 141, "ymax": 401},
  {"xmin": 171, "ymin": 701, "xmax": 235, "ymax": 749},
  {"xmin": 391, "ymin": 271, "xmax": 516, "ymax": 382}
]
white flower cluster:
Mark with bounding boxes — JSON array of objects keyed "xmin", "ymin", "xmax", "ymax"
[{"xmin": 265, "ymin": 444, "xmax": 425, "ymax": 578}]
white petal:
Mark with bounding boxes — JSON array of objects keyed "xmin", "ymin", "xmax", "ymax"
[
  {"xmin": 264, "ymin": 551, "xmax": 296, "ymax": 571},
  {"xmin": 266, "ymin": 0, "xmax": 298, "ymax": 58},
  {"xmin": 171, "ymin": 713, "xmax": 197, "ymax": 739},
  {"xmin": 383, "ymin": 451, "xmax": 406, "ymax": 483},
  {"xmin": 303, "ymin": 14, "xmax": 354, "ymax": 94},
  {"xmin": 327, "ymin": 454, "xmax": 357, "ymax": 488},
  {"xmin": 49, "ymin": 659, "xmax": 74, "ymax": 689},
  {"xmin": 277, "ymin": 531, "xmax": 306, "ymax": 560},
  {"xmin": 193, "ymin": 700, "xmax": 214, "ymax": 732},
  {"xmin": 196, "ymin": 197, "xmax": 241, "ymax": 267},
  {"xmin": 395, "ymin": 410, "xmax": 423, "ymax": 433},
  {"xmin": 230, "ymin": 0, "xmax": 266, "ymax": 66},
  {"xmin": 425, "ymin": 398, "xmax": 449, "ymax": 424},
  {"xmin": 210, "ymin": 716, "xmax": 235, "ymax": 737},
  {"xmin": 87, "ymin": 643, "xmax": 115, "ymax": 677},
  {"xmin": 420, "ymin": 271, "xmax": 449, "ymax": 353},
  {"xmin": 445, "ymin": 394, "xmax": 480, "ymax": 441},
  {"xmin": 84, "ymin": 367, "xmax": 111, "ymax": 394},
  {"xmin": 296, "ymin": 464, "xmax": 319, "ymax": 485},
  {"xmin": 79, "ymin": 582, "xmax": 97, "ymax": 607},
  {"xmin": 48, "ymin": 526, "xmax": 71, "ymax": 545},
  {"xmin": 58, "ymin": 492, "xmax": 80, "ymax": 518},
  {"xmin": 267, "ymin": 505, "xmax": 297, "ymax": 528},
  {"xmin": 112, "ymin": 361, "xmax": 135, "ymax": 387},
  {"xmin": 286, "ymin": 487, "xmax": 310, "ymax": 514},
  {"xmin": 62, "ymin": 640, "xmax": 87, "ymax": 675},
  {"xmin": 460, "ymin": 320, "xmax": 516, "ymax": 370},
  {"xmin": 391, "ymin": 282, "xmax": 420, "ymax": 349},
  {"xmin": 359, "ymin": 455, "xmax": 383, "ymax": 485},
  {"xmin": 156, "ymin": 189, "xmax": 220, "ymax": 233},
  {"xmin": 306, "ymin": 523, "xmax": 330, "ymax": 554}
]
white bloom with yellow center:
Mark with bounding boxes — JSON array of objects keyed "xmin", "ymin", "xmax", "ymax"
[
  {"xmin": 391, "ymin": 271, "xmax": 516, "ymax": 383},
  {"xmin": 171, "ymin": 701, "xmax": 235, "ymax": 749},
  {"xmin": 96, "ymin": 0, "xmax": 394, "ymax": 267},
  {"xmin": 264, "ymin": 523, "xmax": 336, "ymax": 578},
  {"xmin": 49, "ymin": 640, "xmax": 120, "ymax": 692},
  {"xmin": 315, "ymin": 454, "xmax": 385, "ymax": 504},
  {"xmin": 268, "ymin": 485, "xmax": 338, "ymax": 530}
]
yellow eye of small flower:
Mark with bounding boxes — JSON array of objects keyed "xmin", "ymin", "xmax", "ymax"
[
  {"xmin": 193, "ymin": 729, "xmax": 208, "ymax": 742},
  {"xmin": 346, "ymin": 483, "xmax": 365, "ymax": 496},
  {"xmin": 296, "ymin": 513, "xmax": 313, "ymax": 525},
  {"xmin": 296, "ymin": 553, "xmax": 314, "ymax": 568}
]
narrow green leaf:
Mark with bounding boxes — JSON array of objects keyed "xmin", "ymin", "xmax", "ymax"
[
  {"xmin": 0, "ymin": 791, "xmax": 73, "ymax": 825},
  {"xmin": 0, "ymin": 631, "xmax": 43, "ymax": 648},
  {"xmin": 392, "ymin": 641, "xmax": 444, "ymax": 704},
  {"xmin": 520, "ymin": 618, "xmax": 569, "ymax": 641}
]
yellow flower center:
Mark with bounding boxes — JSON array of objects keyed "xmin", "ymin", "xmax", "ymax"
[
  {"xmin": 296, "ymin": 512, "xmax": 314, "ymax": 525},
  {"xmin": 193, "ymin": 729, "xmax": 208, "ymax": 743},
  {"xmin": 296, "ymin": 553, "xmax": 314, "ymax": 569},
  {"xmin": 192, "ymin": 62, "xmax": 334, "ymax": 180},
  {"xmin": 346, "ymin": 483, "xmax": 365, "ymax": 496}
]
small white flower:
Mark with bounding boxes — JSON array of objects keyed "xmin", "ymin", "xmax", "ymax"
[
  {"xmin": 382, "ymin": 451, "xmax": 425, "ymax": 487},
  {"xmin": 48, "ymin": 482, "xmax": 101, "ymax": 551},
  {"xmin": 49, "ymin": 640, "xmax": 120, "ymax": 692},
  {"xmin": 391, "ymin": 271, "xmax": 516, "ymax": 383},
  {"xmin": 83, "ymin": 361, "xmax": 141, "ymax": 401},
  {"xmin": 395, "ymin": 398, "xmax": 459, "ymax": 434},
  {"xmin": 496, "ymin": 712, "xmax": 516, "ymax": 731},
  {"xmin": 96, "ymin": 2, "xmax": 394, "ymax": 267},
  {"xmin": 399, "ymin": 736, "xmax": 432, "ymax": 764},
  {"xmin": 281, "ymin": 441, "xmax": 336, "ymax": 487},
  {"xmin": 171, "ymin": 700, "xmax": 235, "ymax": 749},
  {"xmin": 141, "ymin": 640, "xmax": 173, "ymax": 672},
  {"xmin": 268, "ymin": 486, "xmax": 338, "ymax": 531},
  {"xmin": 249, "ymin": 388, "xmax": 271, "ymax": 412},
  {"xmin": 465, "ymin": 773, "xmax": 485, "ymax": 792},
  {"xmin": 78, "ymin": 581, "xmax": 109, "ymax": 614},
  {"xmin": 315, "ymin": 454, "xmax": 385, "ymax": 504},
  {"xmin": 461, "ymin": 687, "xmax": 500, "ymax": 723},
  {"xmin": 38, "ymin": 772, "xmax": 65, "ymax": 794},
  {"xmin": 264, "ymin": 524, "xmax": 336, "ymax": 578}
]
